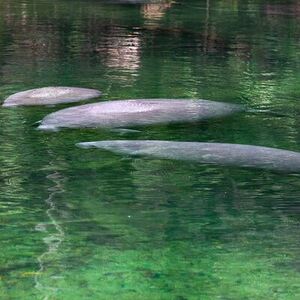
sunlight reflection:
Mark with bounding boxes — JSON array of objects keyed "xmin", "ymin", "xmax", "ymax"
[
  {"xmin": 100, "ymin": 33, "xmax": 141, "ymax": 72},
  {"xmin": 34, "ymin": 164, "xmax": 65, "ymax": 300},
  {"xmin": 142, "ymin": 2, "xmax": 173, "ymax": 23}
]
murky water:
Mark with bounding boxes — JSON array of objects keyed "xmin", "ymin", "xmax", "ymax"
[{"xmin": 0, "ymin": 0, "xmax": 300, "ymax": 299}]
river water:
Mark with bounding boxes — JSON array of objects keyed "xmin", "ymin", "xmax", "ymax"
[{"xmin": 0, "ymin": 0, "xmax": 300, "ymax": 299}]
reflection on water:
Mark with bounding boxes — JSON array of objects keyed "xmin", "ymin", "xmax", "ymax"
[
  {"xmin": 96, "ymin": 28, "xmax": 141, "ymax": 72},
  {"xmin": 0, "ymin": 0, "xmax": 300, "ymax": 298},
  {"xmin": 142, "ymin": 1, "xmax": 173, "ymax": 28},
  {"xmin": 34, "ymin": 165, "xmax": 65, "ymax": 300},
  {"xmin": 264, "ymin": 3, "xmax": 300, "ymax": 17},
  {"xmin": 0, "ymin": 0, "xmax": 299, "ymax": 101}
]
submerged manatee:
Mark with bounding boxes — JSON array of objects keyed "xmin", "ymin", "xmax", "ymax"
[
  {"xmin": 38, "ymin": 99, "xmax": 243, "ymax": 131},
  {"xmin": 107, "ymin": 0, "xmax": 166, "ymax": 3},
  {"xmin": 2, "ymin": 87, "xmax": 101, "ymax": 107},
  {"xmin": 76, "ymin": 140, "xmax": 300, "ymax": 173}
]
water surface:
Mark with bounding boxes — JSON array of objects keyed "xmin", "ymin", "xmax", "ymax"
[{"xmin": 0, "ymin": 0, "xmax": 300, "ymax": 299}]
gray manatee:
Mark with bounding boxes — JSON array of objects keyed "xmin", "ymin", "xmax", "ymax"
[
  {"xmin": 38, "ymin": 99, "xmax": 243, "ymax": 131},
  {"xmin": 76, "ymin": 140, "xmax": 300, "ymax": 173},
  {"xmin": 106, "ymin": 0, "xmax": 166, "ymax": 3},
  {"xmin": 2, "ymin": 87, "xmax": 101, "ymax": 107}
]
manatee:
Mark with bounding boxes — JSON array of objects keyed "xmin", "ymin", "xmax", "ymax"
[
  {"xmin": 38, "ymin": 99, "xmax": 243, "ymax": 131},
  {"xmin": 2, "ymin": 87, "xmax": 101, "ymax": 107},
  {"xmin": 107, "ymin": 0, "xmax": 165, "ymax": 3},
  {"xmin": 76, "ymin": 140, "xmax": 300, "ymax": 173}
]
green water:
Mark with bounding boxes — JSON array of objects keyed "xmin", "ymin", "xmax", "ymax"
[{"xmin": 1, "ymin": 0, "xmax": 300, "ymax": 299}]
